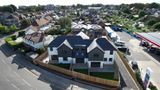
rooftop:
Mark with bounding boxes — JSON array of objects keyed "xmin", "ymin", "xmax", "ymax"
[{"xmin": 136, "ymin": 32, "xmax": 160, "ymax": 48}]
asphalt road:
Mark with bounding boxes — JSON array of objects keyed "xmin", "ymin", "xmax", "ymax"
[
  {"xmin": 0, "ymin": 43, "xmax": 52, "ymax": 90},
  {"xmin": 0, "ymin": 37, "xmax": 104, "ymax": 90}
]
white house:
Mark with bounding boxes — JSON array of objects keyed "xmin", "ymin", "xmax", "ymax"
[{"xmin": 48, "ymin": 35, "xmax": 117, "ymax": 68}]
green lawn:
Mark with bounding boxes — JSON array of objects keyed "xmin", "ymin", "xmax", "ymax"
[
  {"xmin": 90, "ymin": 72, "xmax": 115, "ymax": 80},
  {"xmin": 74, "ymin": 69, "xmax": 88, "ymax": 75},
  {"xmin": 53, "ymin": 64, "xmax": 70, "ymax": 70}
]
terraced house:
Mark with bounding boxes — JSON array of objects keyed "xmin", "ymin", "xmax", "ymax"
[{"xmin": 48, "ymin": 35, "xmax": 116, "ymax": 68}]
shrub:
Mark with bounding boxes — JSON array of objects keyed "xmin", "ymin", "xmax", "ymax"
[
  {"xmin": 18, "ymin": 31, "xmax": 25, "ymax": 37},
  {"xmin": 135, "ymin": 70, "xmax": 144, "ymax": 89},
  {"xmin": 152, "ymin": 22, "xmax": 160, "ymax": 30},
  {"xmin": 5, "ymin": 35, "xmax": 22, "ymax": 49},
  {"xmin": 149, "ymin": 82, "xmax": 158, "ymax": 90},
  {"xmin": 147, "ymin": 19, "xmax": 159, "ymax": 27}
]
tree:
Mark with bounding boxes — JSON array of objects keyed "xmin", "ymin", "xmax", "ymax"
[
  {"xmin": 20, "ymin": 19, "xmax": 31, "ymax": 29},
  {"xmin": 123, "ymin": 8, "xmax": 131, "ymax": 14},
  {"xmin": 10, "ymin": 4, "xmax": 17, "ymax": 12},
  {"xmin": 2, "ymin": 5, "xmax": 14, "ymax": 13},
  {"xmin": 58, "ymin": 17, "xmax": 72, "ymax": 29},
  {"xmin": 9, "ymin": 24, "xmax": 17, "ymax": 32},
  {"xmin": 147, "ymin": 19, "xmax": 158, "ymax": 26},
  {"xmin": 139, "ymin": 10, "xmax": 146, "ymax": 17},
  {"xmin": 153, "ymin": 22, "xmax": 160, "ymax": 30},
  {"xmin": 147, "ymin": 3, "xmax": 160, "ymax": 8}
]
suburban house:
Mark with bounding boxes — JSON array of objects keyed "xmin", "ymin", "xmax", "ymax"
[
  {"xmin": 23, "ymin": 31, "xmax": 45, "ymax": 50},
  {"xmin": 0, "ymin": 13, "xmax": 20, "ymax": 27},
  {"xmin": 48, "ymin": 35, "xmax": 116, "ymax": 68},
  {"xmin": 72, "ymin": 23, "xmax": 105, "ymax": 39},
  {"xmin": 32, "ymin": 18, "xmax": 51, "ymax": 31},
  {"xmin": 25, "ymin": 25, "xmax": 39, "ymax": 35}
]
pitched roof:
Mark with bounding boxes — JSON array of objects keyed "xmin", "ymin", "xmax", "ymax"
[
  {"xmin": 26, "ymin": 25, "xmax": 39, "ymax": 32},
  {"xmin": 96, "ymin": 38, "xmax": 116, "ymax": 51},
  {"xmin": 45, "ymin": 16, "xmax": 53, "ymax": 21},
  {"xmin": 33, "ymin": 18, "xmax": 49, "ymax": 27},
  {"xmin": 58, "ymin": 39, "xmax": 73, "ymax": 49},
  {"xmin": 48, "ymin": 36, "xmax": 92, "ymax": 48},
  {"xmin": 76, "ymin": 31, "xmax": 89, "ymax": 39},
  {"xmin": 48, "ymin": 36, "xmax": 116, "ymax": 51},
  {"xmin": 87, "ymin": 39, "xmax": 103, "ymax": 53},
  {"xmin": 24, "ymin": 32, "xmax": 45, "ymax": 43}
]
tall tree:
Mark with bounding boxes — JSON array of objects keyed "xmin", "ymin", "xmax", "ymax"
[
  {"xmin": 10, "ymin": 4, "xmax": 17, "ymax": 12},
  {"xmin": 58, "ymin": 17, "xmax": 72, "ymax": 29},
  {"xmin": 20, "ymin": 19, "xmax": 31, "ymax": 29}
]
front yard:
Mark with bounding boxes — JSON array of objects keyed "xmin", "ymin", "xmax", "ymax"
[
  {"xmin": 53, "ymin": 64, "xmax": 70, "ymax": 70},
  {"xmin": 90, "ymin": 72, "xmax": 115, "ymax": 80},
  {"xmin": 74, "ymin": 69, "xmax": 88, "ymax": 75}
]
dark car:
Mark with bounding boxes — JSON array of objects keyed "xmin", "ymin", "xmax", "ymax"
[
  {"xmin": 131, "ymin": 61, "xmax": 139, "ymax": 70},
  {"xmin": 115, "ymin": 41, "xmax": 125, "ymax": 46}
]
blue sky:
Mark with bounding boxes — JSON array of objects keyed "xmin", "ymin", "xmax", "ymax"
[{"xmin": 0, "ymin": 0, "xmax": 160, "ymax": 6}]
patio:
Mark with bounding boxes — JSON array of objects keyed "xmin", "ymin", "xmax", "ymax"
[{"xmin": 89, "ymin": 64, "xmax": 114, "ymax": 72}]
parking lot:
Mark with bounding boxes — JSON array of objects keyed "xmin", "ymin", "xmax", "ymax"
[{"xmin": 115, "ymin": 31, "xmax": 160, "ymax": 90}]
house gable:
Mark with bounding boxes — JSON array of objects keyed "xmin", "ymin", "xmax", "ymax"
[
  {"xmin": 57, "ymin": 44, "xmax": 72, "ymax": 57},
  {"xmin": 88, "ymin": 47, "xmax": 104, "ymax": 61}
]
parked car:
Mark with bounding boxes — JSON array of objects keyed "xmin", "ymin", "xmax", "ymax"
[
  {"xmin": 131, "ymin": 61, "xmax": 139, "ymax": 70},
  {"xmin": 140, "ymin": 41, "xmax": 149, "ymax": 47},
  {"xmin": 115, "ymin": 41, "xmax": 125, "ymax": 46}
]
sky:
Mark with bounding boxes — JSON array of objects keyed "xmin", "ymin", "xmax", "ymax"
[{"xmin": 0, "ymin": 0, "xmax": 160, "ymax": 6}]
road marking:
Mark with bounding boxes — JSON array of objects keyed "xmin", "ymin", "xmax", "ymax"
[
  {"xmin": 11, "ymin": 83, "xmax": 20, "ymax": 90},
  {"xmin": 1, "ymin": 59, "xmax": 6, "ymax": 64},
  {"xmin": 22, "ymin": 79, "xmax": 31, "ymax": 87},
  {"xmin": 13, "ymin": 71, "xmax": 21, "ymax": 78},
  {"xmin": 24, "ymin": 68, "xmax": 39, "ymax": 78},
  {"xmin": 13, "ymin": 71, "xmax": 32, "ymax": 87}
]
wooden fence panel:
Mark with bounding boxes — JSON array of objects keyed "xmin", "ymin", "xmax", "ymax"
[{"xmin": 34, "ymin": 52, "xmax": 120, "ymax": 88}]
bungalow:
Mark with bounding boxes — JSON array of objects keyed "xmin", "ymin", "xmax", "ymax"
[{"xmin": 48, "ymin": 35, "xmax": 116, "ymax": 68}]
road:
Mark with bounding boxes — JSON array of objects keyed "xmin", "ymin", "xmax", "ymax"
[
  {"xmin": 116, "ymin": 31, "xmax": 160, "ymax": 90},
  {"xmin": 0, "ymin": 37, "xmax": 104, "ymax": 90},
  {"xmin": 0, "ymin": 42, "xmax": 52, "ymax": 90}
]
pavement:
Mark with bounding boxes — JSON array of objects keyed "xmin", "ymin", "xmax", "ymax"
[
  {"xmin": 0, "ymin": 36, "xmax": 104, "ymax": 90},
  {"xmin": 115, "ymin": 53, "xmax": 139, "ymax": 90},
  {"xmin": 116, "ymin": 31, "xmax": 160, "ymax": 90}
]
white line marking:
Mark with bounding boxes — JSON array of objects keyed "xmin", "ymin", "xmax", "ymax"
[
  {"xmin": 1, "ymin": 59, "xmax": 6, "ymax": 64},
  {"xmin": 13, "ymin": 71, "xmax": 21, "ymax": 78},
  {"xmin": 22, "ymin": 79, "xmax": 31, "ymax": 87},
  {"xmin": 11, "ymin": 83, "xmax": 20, "ymax": 90}
]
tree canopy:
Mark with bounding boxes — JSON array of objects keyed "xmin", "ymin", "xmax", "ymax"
[
  {"xmin": 0, "ymin": 4, "xmax": 17, "ymax": 13},
  {"xmin": 58, "ymin": 17, "xmax": 72, "ymax": 29}
]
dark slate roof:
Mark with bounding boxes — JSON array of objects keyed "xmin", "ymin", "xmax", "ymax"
[
  {"xmin": 48, "ymin": 36, "xmax": 92, "ymax": 48},
  {"xmin": 96, "ymin": 38, "xmax": 116, "ymax": 51},
  {"xmin": 49, "ymin": 35, "xmax": 116, "ymax": 51}
]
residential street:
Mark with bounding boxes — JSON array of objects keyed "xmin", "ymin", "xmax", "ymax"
[{"xmin": 0, "ymin": 37, "xmax": 104, "ymax": 90}]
